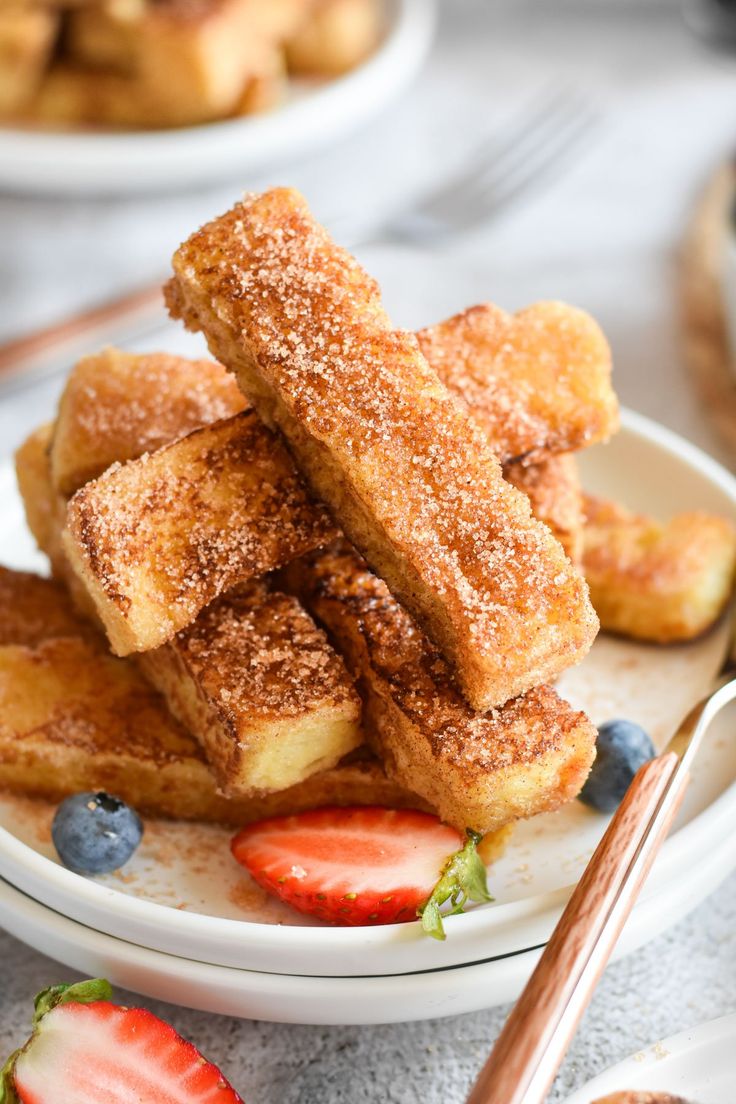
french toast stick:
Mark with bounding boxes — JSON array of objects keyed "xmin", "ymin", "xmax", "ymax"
[
  {"xmin": 285, "ymin": 0, "xmax": 381, "ymax": 77},
  {"xmin": 20, "ymin": 437, "xmax": 363, "ymax": 796},
  {"xmin": 0, "ymin": 567, "xmax": 421, "ymax": 826},
  {"xmin": 62, "ymin": 0, "xmax": 278, "ymax": 128},
  {"xmin": 62, "ymin": 412, "xmax": 338, "ymax": 655},
  {"xmin": 167, "ymin": 187, "xmax": 598, "ymax": 711},
  {"xmin": 583, "ymin": 495, "xmax": 736, "ymax": 643},
  {"xmin": 504, "ymin": 454, "xmax": 583, "ymax": 563},
  {"xmin": 139, "ymin": 581, "xmax": 362, "ymax": 796},
  {"xmin": 417, "ymin": 302, "xmax": 618, "ymax": 465},
  {"xmin": 281, "ymin": 541, "xmax": 597, "ymax": 832}
]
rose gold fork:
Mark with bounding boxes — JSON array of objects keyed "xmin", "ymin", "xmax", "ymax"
[{"xmin": 465, "ymin": 669, "xmax": 736, "ymax": 1104}]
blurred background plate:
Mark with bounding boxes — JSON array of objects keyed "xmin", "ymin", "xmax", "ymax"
[
  {"xmin": 0, "ymin": 0, "xmax": 435, "ymax": 197},
  {"xmin": 563, "ymin": 1011, "xmax": 736, "ymax": 1104}
]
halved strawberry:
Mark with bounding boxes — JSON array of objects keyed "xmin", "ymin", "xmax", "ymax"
[
  {"xmin": 0, "ymin": 979, "xmax": 243, "ymax": 1104},
  {"xmin": 231, "ymin": 805, "xmax": 492, "ymax": 938}
]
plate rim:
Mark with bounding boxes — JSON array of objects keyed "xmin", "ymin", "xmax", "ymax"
[
  {"xmin": 562, "ymin": 1010, "xmax": 736, "ymax": 1103},
  {"xmin": 0, "ymin": 876, "xmax": 545, "ymax": 1024},
  {"xmin": 1, "ymin": 407, "xmax": 736, "ymax": 976},
  {"xmin": 1, "ymin": 865, "xmax": 732, "ymax": 1025},
  {"xmin": 2, "ymin": 839, "xmax": 732, "ymax": 1024}
]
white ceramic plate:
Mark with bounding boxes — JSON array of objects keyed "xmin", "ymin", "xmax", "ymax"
[
  {"xmin": 0, "ymin": 0, "xmax": 434, "ymax": 196},
  {"xmin": 0, "ymin": 875, "xmax": 540, "ymax": 1024},
  {"xmin": 2, "ymin": 410, "xmax": 736, "ymax": 978},
  {"xmin": 564, "ymin": 1012, "xmax": 736, "ymax": 1104},
  {"xmin": 1, "ymin": 866, "xmax": 732, "ymax": 1026}
]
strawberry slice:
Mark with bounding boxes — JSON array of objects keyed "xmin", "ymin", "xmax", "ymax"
[
  {"xmin": 1, "ymin": 979, "xmax": 243, "ymax": 1104},
  {"xmin": 231, "ymin": 805, "xmax": 492, "ymax": 937}
]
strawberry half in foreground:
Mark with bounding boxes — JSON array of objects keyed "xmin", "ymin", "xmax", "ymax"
[
  {"xmin": 231, "ymin": 806, "xmax": 492, "ymax": 939},
  {"xmin": 0, "ymin": 979, "xmax": 243, "ymax": 1104}
]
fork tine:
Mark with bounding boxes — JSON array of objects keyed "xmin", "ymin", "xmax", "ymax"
[
  {"xmin": 449, "ymin": 103, "xmax": 600, "ymax": 222},
  {"xmin": 457, "ymin": 85, "xmax": 588, "ymax": 180},
  {"xmin": 471, "ymin": 107, "xmax": 599, "ymax": 218},
  {"xmin": 415, "ymin": 87, "xmax": 591, "ymax": 221},
  {"xmin": 472, "ymin": 102, "xmax": 599, "ymax": 194},
  {"xmin": 345, "ymin": 85, "xmax": 601, "ymax": 247}
]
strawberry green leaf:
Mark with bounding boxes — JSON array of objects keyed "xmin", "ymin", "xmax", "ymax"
[
  {"xmin": 0, "ymin": 1050, "xmax": 21, "ymax": 1104},
  {"xmin": 33, "ymin": 979, "xmax": 113, "ymax": 1024},
  {"xmin": 418, "ymin": 829, "xmax": 493, "ymax": 940},
  {"xmin": 1, "ymin": 979, "xmax": 114, "ymax": 1104}
]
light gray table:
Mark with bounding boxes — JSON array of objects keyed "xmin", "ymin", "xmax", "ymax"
[{"xmin": 1, "ymin": 2, "xmax": 735, "ymax": 1099}]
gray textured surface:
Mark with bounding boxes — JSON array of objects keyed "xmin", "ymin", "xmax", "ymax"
[{"xmin": 1, "ymin": 873, "xmax": 735, "ymax": 1100}]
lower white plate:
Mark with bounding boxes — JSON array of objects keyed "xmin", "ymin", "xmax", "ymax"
[
  {"xmin": 2, "ymin": 410, "xmax": 736, "ymax": 980},
  {"xmin": 0, "ymin": 820, "xmax": 732, "ymax": 1025},
  {"xmin": 564, "ymin": 1012, "xmax": 736, "ymax": 1104}
]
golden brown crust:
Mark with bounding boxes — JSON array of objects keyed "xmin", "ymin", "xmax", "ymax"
[
  {"xmin": 168, "ymin": 187, "xmax": 598, "ymax": 711},
  {"xmin": 51, "ymin": 348, "xmax": 247, "ymax": 495},
  {"xmin": 139, "ymin": 580, "xmax": 363, "ymax": 796},
  {"xmin": 504, "ymin": 454, "xmax": 583, "ymax": 563},
  {"xmin": 14, "ymin": 424, "xmax": 102, "ymax": 623},
  {"xmin": 281, "ymin": 541, "xmax": 597, "ymax": 832},
  {"xmin": 285, "ymin": 0, "xmax": 381, "ymax": 77},
  {"xmin": 417, "ymin": 301, "xmax": 619, "ymax": 465},
  {"xmin": 0, "ymin": 567, "xmax": 424, "ymax": 826},
  {"xmin": 583, "ymin": 494, "xmax": 736, "ymax": 643},
  {"xmin": 0, "ymin": 6, "xmax": 58, "ymax": 116},
  {"xmin": 0, "ymin": 566, "xmax": 90, "ymax": 648},
  {"xmin": 14, "ymin": 423, "xmax": 60, "ymax": 556},
  {"xmin": 62, "ymin": 412, "xmax": 338, "ymax": 654}
]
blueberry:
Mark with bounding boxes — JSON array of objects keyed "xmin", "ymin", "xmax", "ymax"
[
  {"xmin": 580, "ymin": 720, "xmax": 656, "ymax": 813},
  {"xmin": 51, "ymin": 792, "xmax": 143, "ymax": 875}
]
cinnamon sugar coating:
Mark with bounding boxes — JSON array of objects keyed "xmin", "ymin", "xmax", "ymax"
[
  {"xmin": 48, "ymin": 331, "xmax": 589, "ymax": 650},
  {"xmin": 417, "ymin": 301, "xmax": 619, "ymax": 465},
  {"xmin": 583, "ymin": 494, "xmax": 736, "ymax": 643},
  {"xmin": 140, "ymin": 580, "xmax": 362, "ymax": 796},
  {"xmin": 281, "ymin": 542, "xmax": 597, "ymax": 832},
  {"xmin": 504, "ymin": 454, "xmax": 583, "ymax": 563},
  {"xmin": 51, "ymin": 348, "xmax": 247, "ymax": 495},
  {"xmin": 167, "ymin": 187, "xmax": 598, "ymax": 711},
  {"xmin": 62, "ymin": 412, "xmax": 337, "ymax": 655},
  {"xmin": 15, "ymin": 437, "xmax": 366, "ymax": 804}
]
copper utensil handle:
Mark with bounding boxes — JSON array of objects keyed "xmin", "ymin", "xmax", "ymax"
[
  {"xmin": 0, "ymin": 281, "xmax": 164, "ymax": 387},
  {"xmin": 466, "ymin": 751, "xmax": 686, "ymax": 1104}
]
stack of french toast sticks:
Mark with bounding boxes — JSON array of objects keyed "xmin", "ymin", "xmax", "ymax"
[
  {"xmin": 0, "ymin": 0, "xmax": 382, "ymax": 130},
  {"xmin": 4, "ymin": 188, "xmax": 736, "ymax": 854}
]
